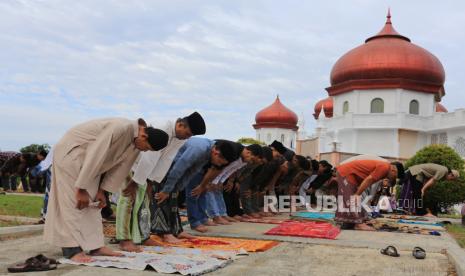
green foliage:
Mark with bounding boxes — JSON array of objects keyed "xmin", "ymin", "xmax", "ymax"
[
  {"xmin": 20, "ymin": 144, "xmax": 50, "ymax": 154},
  {"xmin": 405, "ymin": 144, "xmax": 464, "ymax": 170},
  {"xmin": 405, "ymin": 144, "xmax": 465, "ymax": 211},
  {"xmin": 237, "ymin": 137, "xmax": 265, "ymax": 145}
]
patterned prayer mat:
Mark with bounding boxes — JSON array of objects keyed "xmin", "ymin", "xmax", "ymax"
[
  {"xmin": 370, "ymin": 221, "xmax": 443, "ymax": 235},
  {"xmin": 103, "ymin": 222, "xmax": 116, "ymax": 238},
  {"xmin": 149, "ymin": 235, "xmax": 279, "ymax": 252},
  {"xmin": 265, "ymin": 221, "xmax": 340, "ymax": 239},
  {"xmin": 239, "ymin": 217, "xmax": 288, "ymax": 224},
  {"xmin": 290, "ymin": 212, "xmax": 335, "ymax": 221},
  {"xmin": 59, "ymin": 247, "xmax": 235, "ymax": 275}
]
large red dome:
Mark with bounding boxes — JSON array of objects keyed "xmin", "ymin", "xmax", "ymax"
[
  {"xmin": 327, "ymin": 10, "xmax": 445, "ymax": 99},
  {"xmin": 254, "ymin": 96, "xmax": 298, "ymax": 130},
  {"xmin": 314, "ymin": 97, "xmax": 333, "ymax": 119}
]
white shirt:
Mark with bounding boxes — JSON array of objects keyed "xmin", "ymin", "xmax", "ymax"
[
  {"xmin": 131, "ymin": 121, "xmax": 186, "ymax": 185},
  {"xmin": 39, "ymin": 146, "xmax": 54, "ymax": 172},
  {"xmin": 212, "ymin": 158, "xmax": 246, "ymax": 185}
]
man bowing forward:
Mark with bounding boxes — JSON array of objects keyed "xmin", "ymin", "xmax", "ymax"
[{"xmin": 44, "ymin": 117, "xmax": 168, "ymax": 262}]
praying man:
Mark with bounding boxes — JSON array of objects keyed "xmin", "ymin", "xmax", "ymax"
[{"xmin": 44, "ymin": 118, "xmax": 169, "ymax": 263}]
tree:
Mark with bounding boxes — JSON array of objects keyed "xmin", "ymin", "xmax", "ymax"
[
  {"xmin": 20, "ymin": 144, "xmax": 51, "ymax": 154},
  {"xmin": 237, "ymin": 137, "xmax": 265, "ymax": 145},
  {"xmin": 405, "ymin": 144, "xmax": 465, "ymax": 215}
]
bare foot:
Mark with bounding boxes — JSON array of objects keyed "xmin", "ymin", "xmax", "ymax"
[
  {"xmin": 204, "ymin": 220, "xmax": 218, "ymax": 226},
  {"xmin": 119, "ymin": 240, "xmax": 142, "ymax": 253},
  {"xmin": 70, "ymin": 252, "xmax": 94, "ymax": 263},
  {"xmin": 354, "ymin": 223, "xmax": 375, "ymax": 231},
  {"xmin": 213, "ymin": 217, "xmax": 231, "ymax": 225},
  {"xmin": 241, "ymin": 214, "xmax": 253, "ymax": 220},
  {"xmin": 163, "ymin": 234, "xmax": 182, "ymax": 244},
  {"xmin": 233, "ymin": 215, "xmax": 242, "ymax": 220},
  {"xmin": 143, "ymin": 238, "xmax": 163, "ymax": 247},
  {"xmin": 90, "ymin": 246, "xmax": 124, "ymax": 257},
  {"xmin": 250, "ymin": 213, "xmax": 261, "ymax": 218},
  {"xmin": 177, "ymin": 232, "xmax": 196, "ymax": 239},
  {"xmin": 192, "ymin": 225, "xmax": 209, "ymax": 233},
  {"xmin": 223, "ymin": 216, "xmax": 238, "ymax": 222}
]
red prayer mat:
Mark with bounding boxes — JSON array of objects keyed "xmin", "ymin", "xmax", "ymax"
[{"xmin": 265, "ymin": 221, "xmax": 340, "ymax": 240}]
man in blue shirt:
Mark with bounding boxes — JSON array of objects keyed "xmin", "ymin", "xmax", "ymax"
[{"xmin": 150, "ymin": 138, "xmax": 236, "ymax": 243}]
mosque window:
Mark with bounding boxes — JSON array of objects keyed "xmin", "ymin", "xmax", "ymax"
[
  {"xmin": 281, "ymin": 134, "xmax": 285, "ymax": 143},
  {"xmin": 431, "ymin": 134, "xmax": 438, "ymax": 144},
  {"xmin": 343, "ymin": 101, "xmax": 349, "ymax": 114},
  {"xmin": 439, "ymin": 133, "xmax": 448, "ymax": 145},
  {"xmin": 370, "ymin": 98, "xmax": 384, "ymax": 113},
  {"xmin": 409, "ymin": 100, "xmax": 419, "ymax": 115}
]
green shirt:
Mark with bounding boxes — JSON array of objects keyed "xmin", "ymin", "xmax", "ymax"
[{"xmin": 408, "ymin": 163, "xmax": 448, "ymax": 183}]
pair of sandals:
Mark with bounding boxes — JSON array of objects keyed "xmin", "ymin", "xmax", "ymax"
[
  {"xmin": 8, "ymin": 254, "xmax": 58, "ymax": 273},
  {"xmin": 380, "ymin": 245, "xmax": 426, "ymax": 259}
]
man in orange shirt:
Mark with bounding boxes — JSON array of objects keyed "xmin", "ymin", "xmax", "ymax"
[{"xmin": 335, "ymin": 159, "xmax": 402, "ymax": 230}]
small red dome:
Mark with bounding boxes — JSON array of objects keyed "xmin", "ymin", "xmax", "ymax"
[
  {"xmin": 254, "ymin": 96, "xmax": 298, "ymax": 130},
  {"xmin": 327, "ymin": 10, "xmax": 445, "ymax": 99},
  {"xmin": 314, "ymin": 97, "xmax": 333, "ymax": 119},
  {"xmin": 436, "ymin": 102, "xmax": 448, "ymax": 113}
]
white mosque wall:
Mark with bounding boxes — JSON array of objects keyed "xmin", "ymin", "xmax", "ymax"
[
  {"xmin": 256, "ymin": 127, "xmax": 297, "ymax": 149},
  {"xmin": 333, "ymin": 89, "xmax": 435, "ymax": 116}
]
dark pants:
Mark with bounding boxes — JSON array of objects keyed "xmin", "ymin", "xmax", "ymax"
[
  {"xmin": 62, "ymin": 247, "xmax": 83, "ymax": 259},
  {"xmin": 223, "ymin": 184, "xmax": 243, "ymax": 217},
  {"xmin": 399, "ymin": 172, "xmax": 426, "ymax": 216},
  {"xmin": 101, "ymin": 191, "xmax": 113, "ymax": 219}
]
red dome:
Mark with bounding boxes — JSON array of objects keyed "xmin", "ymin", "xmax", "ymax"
[
  {"xmin": 254, "ymin": 96, "xmax": 298, "ymax": 130},
  {"xmin": 327, "ymin": 10, "xmax": 445, "ymax": 99},
  {"xmin": 314, "ymin": 97, "xmax": 333, "ymax": 119},
  {"xmin": 436, "ymin": 102, "xmax": 448, "ymax": 113}
]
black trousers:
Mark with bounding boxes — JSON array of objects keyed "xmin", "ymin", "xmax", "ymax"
[{"xmin": 223, "ymin": 185, "xmax": 243, "ymax": 217}]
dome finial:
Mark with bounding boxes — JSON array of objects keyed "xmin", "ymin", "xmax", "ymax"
[{"xmin": 386, "ymin": 8, "xmax": 392, "ymax": 24}]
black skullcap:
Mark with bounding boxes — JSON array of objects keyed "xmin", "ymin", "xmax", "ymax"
[
  {"xmin": 215, "ymin": 140, "xmax": 236, "ymax": 163},
  {"xmin": 391, "ymin": 161, "xmax": 405, "ymax": 180},
  {"xmin": 269, "ymin": 140, "xmax": 286, "ymax": 155},
  {"xmin": 38, "ymin": 149, "xmax": 48, "ymax": 158},
  {"xmin": 295, "ymin": 155, "xmax": 310, "ymax": 170},
  {"xmin": 283, "ymin": 150, "xmax": 295, "ymax": 162},
  {"xmin": 145, "ymin": 127, "xmax": 169, "ymax": 151},
  {"xmin": 246, "ymin": 144, "xmax": 263, "ymax": 158},
  {"xmin": 184, "ymin": 112, "xmax": 206, "ymax": 135},
  {"xmin": 319, "ymin": 160, "xmax": 333, "ymax": 170},
  {"xmin": 262, "ymin": 146, "xmax": 273, "ymax": 162}
]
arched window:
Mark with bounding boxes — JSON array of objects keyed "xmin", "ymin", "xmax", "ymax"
[
  {"xmin": 409, "ymin": 100, "xmax": 419, "ymax": 115},
  {"xmin": 370, "ymin": 98, "xmax": 384, "ymax": 113},
  {"xmin": 343, "ymin": 101, "xmax": 349, "ymax": 114},
  {"xmin": 280, "ymin": 134, "xmax": 285, "ymax": 143}
]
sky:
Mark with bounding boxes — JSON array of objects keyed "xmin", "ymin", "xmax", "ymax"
[{"xmin": 1, "ymin": 0, "xmax": 465, "ymax": 151}]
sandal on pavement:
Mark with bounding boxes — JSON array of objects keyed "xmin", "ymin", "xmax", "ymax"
[
  {"xmin": 412, "ymin": 247, "xmax": 426, "ymax": 259},
  {"xmin": 8, "ymin": 256, "xmax": 57, "ymax": 273},
  {"xmin": 380, "ymin": 245, "xmax": 400, "ymax": 257}
]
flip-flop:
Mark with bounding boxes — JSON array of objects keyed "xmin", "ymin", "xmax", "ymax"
[
  {"xmin": 380, "ymin": 245, "xmax": 400, "ymax": 257},
  {"xmin": 8, "ymin": 256, "xmax": 57, "ymax": 273},
  {"xmin": 412, "ymin": 247, "xmax": 426, "ymax": 259},
  {"xmin": 35, "ymin": 254, "xmax": 58, "ymax": 265}
]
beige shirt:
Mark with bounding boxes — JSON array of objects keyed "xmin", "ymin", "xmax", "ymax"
[{"xmin": 408, "ymin": 163, "xmax": 448, "ymax": 183}]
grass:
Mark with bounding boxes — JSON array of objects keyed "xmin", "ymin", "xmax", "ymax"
[
  {"xmin": 439, "ymin": 213, "xmax": 462, "ymax": 219},
  {"xmin": 446, "ymin": 224, "xmax": 465, "ymax": 248},
  {"xmin": 0, "ymin": 219, "xmax": 23, "ymax": 227},
  {"xmin": 0, "ymin": 194, "xmax": 43, "ymax": 218}
]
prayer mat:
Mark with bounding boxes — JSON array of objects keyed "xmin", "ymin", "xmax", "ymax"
[
  {"xmin": 398, "ymin": 219, "xmax": 443, "ymax": 227},
  {"xmin": 143, "ymin": 246, "xmax": 247, "ymax": 260},
  {"xmin": 240, "ymin": 217, "xmax": 287, "ymax": 224},
  {"xmin": 59, "ymin": 249, "xmax": 230, "ymax": 275},
  {"xmin": 265, "ymin": 221, "xmax": 340, "ymax": 240},
  {"xmin": 384, "ymin": 215, "xmax": 428, "ymax": 221},
  {"xmin": 103, "ymin": 223, "xmax": 116, "ymax": 238},
  {"xmin": 371, "ymin": 221, "xmax": 443, "ymax": 235},
  {"xmin": 149, "ymin": 235, "xmax": 279, "ymax": 252},
  {"xmin": 290, "ymin": 212, "xmax": 335, "ymax": 221}
]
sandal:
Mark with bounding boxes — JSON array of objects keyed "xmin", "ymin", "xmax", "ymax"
[
  {"xmin": 8, "ymin": 256, "xmax": 57, "ymax": 273},
  {"xmin": 380, "ymin": 245, "xmax": 400, "ymax": 257},
  {"xmin": 429, "ymin": 231, "xmax": 441, "ymax": 236},
  {"xmin": 412, "ymin": 247, "xmax": 426, "ymax": 259},
  {"xmin": 35, "ymin": 254, "xmax": 58, "ymax": 265}
]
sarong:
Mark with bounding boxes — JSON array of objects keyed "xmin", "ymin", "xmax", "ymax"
[
  {"xmin": 150, "ymin": 181, "xmax": 183, "ymax": 236},
  {"xmin": 399, "ymin": 172, "xmax": 425, "ymax": 215},
  {"xmin": 334, "ymin": 173, "xmax": 366, "ymax": 225}
]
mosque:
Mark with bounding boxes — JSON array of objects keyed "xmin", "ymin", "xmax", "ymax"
[{"xmin": 253, "ymin": 11, "xmax": 465, "ymax": 165}]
